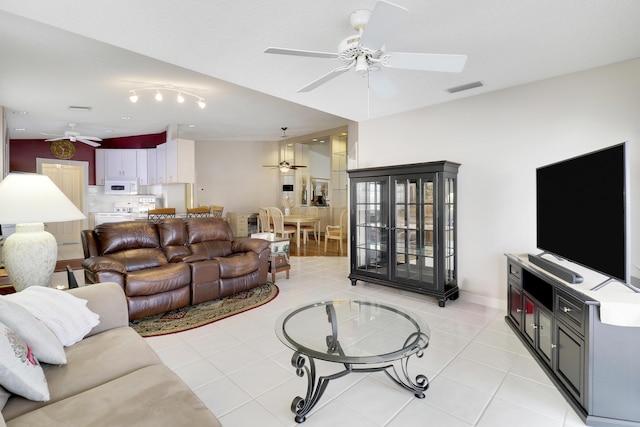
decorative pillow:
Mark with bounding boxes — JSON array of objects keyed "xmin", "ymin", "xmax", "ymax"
[
  {"xmin": 0, "ymin": 298, "xmax": 67, "ymax": 364},
  {"xmin": 5, "ymin": 287, "xmax": 100, "ymax": 347},
  {"xmin": 0, "ymin": 321, "xmax": 49, "ymax": 402}
]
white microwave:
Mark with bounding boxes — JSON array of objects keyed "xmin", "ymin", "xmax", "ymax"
[{"xmin": 104, "ymin": 178, "xmax": 139, "ymax": 195}]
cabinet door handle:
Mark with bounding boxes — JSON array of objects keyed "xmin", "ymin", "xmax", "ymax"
[
  {"xmin": 551, "ymin": 344, "xmax": 557, "ymax": 349},
  {"xmin": 531, "ymin": 323, "xmax": 538, "ymax": 329},
  {"xmin": 562, "ymin": 307, "xmax": 572, "ymax": 313},
  {"xmin": 516, "ymin": 308, "xmax": 523, "ymax": 313}
]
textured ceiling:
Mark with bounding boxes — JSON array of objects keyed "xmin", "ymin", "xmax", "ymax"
[{"xmin": 1, "ymin": 0, "xmax": 639, "ymax": 142}]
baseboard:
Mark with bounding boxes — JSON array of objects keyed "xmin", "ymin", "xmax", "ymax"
[{"xmin": 458, "ymin": 290, "xmax": 505, "ymax": 310}]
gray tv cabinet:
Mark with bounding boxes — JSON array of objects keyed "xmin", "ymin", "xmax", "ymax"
[{"xmin": 505, "ymin": 254, "xmax": 640, "ymax": 427}]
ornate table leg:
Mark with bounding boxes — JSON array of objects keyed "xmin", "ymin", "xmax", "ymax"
[{"xmin": 290, "ymin": 351, "xmax": 351, "ymax": 423}]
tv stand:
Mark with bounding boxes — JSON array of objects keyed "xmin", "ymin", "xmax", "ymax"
[
  {"xmin": 527, "ymin": 253, "xmax": 583, "ymax": 284},
  {"xmin": 506, "ymin": 254, "xmax": 640, "ymax": 427}
]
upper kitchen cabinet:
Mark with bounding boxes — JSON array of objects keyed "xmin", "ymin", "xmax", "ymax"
[
  {"xmin": 105, "ymin": 149, "xmax": 138, "ymax": 178},
  {"xmin": 165, "ymin": 139, "xmax": 195, "ymax": 183}
]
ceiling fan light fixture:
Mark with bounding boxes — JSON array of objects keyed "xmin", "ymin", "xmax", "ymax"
[
  {"xmin": 279, "ymin": 161, "xmax": 291, "ymax": 173},
  {"xmin": 355, "ymin": 55, "xmax": 369, "ymax": 75},
  {"xmin": 129, "ymin": 90, "xmax": 138, "ymax": 103}
]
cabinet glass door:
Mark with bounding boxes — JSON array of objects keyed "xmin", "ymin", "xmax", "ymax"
[
  {"xmin": 353, "ymin": 178, "xmax": 389, "ymax": 279},
  {"xmin": 392, "ymin": 175, "xmax": 437, "ymax": 290}
]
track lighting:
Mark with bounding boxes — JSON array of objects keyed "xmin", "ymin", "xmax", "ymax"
[{"xmin": 127, "ymin": 86, "xmax": 206, "ymax": 109}]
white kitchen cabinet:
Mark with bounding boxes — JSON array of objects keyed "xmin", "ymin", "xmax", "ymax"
[
  {"xmin": 136, "ymin": 149, "xmax": 149, "ymax": 185},
  {"xmin": 165, "ymin": 139, "xmax": 195, "ymax": 183},
  {"xmin": 105, "ymin": 149, "xmax": 137, "ymax": 178},
  {"xmin": 95, "ymin": 149, "xmax": 106, "ymax": 185},
  {"xmin": 146, "ymin": 148, "xmax": 157, "ymax": 185},
  {"xmin": 156, "ymin": 143, "xmax": 167, "ymax": 183}
]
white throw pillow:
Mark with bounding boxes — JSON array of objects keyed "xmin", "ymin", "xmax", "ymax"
[
  {"xmin": 0, "ymin": 298, "xmax": 66, "ymax": 364},
  {"xmin": 5, "ymin": 287, "xmax": 100, "ymax": 347},
  {"xmin": 0, "ymin": 321, "xmax": 49, "ymax": 402}
]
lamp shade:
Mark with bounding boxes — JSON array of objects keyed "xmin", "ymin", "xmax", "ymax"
[{"xmin": 0, "ymin": 173, "xmax": 86, "ymax": 224}]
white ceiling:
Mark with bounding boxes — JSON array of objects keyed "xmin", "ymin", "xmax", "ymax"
[{"xmin": 1, "ymin": 0, "xmax": 639, "ymax": 143}]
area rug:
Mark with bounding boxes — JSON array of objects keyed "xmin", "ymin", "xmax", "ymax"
[{"xmin": 130, "ymin": 283, "xmax": 279, "ymax": 337}]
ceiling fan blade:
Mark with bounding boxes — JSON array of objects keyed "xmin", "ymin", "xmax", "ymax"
[
  {"xmin": 297, "ymin": 65, "xmax": 352, "ymax": 93},
  {"xmin": 359, "ymin": 0, "xmax": 409, "ymax": 51},
  {"xmin": 368, "ymin": 69, "xmax": 398, "ymax": 99},
  {"xmin": 45, "ymin": 137, "xmax": 66, "ymax": 142},
  {"xmin": 290, "ymin": 165, "xmax": 307, "ymax": 169},
  {"xmin": 264, "ymin": 47, "xmax": 339, "ymax": 59},
  {"xmin": 77, "ymin": 135, "xmax": 103, "ymax": 142},
  {"xmin": 78, "ymin": 138, "xmax": 101, "ymax": 147},
  {"xmin": 385, "ymin": 52, "xmax": 467, "ymax": 73}
]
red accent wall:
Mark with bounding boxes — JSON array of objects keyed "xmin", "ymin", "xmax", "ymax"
[{"xmin": 9, "ymin": 131, "xmax": 166, "ymax": 185}]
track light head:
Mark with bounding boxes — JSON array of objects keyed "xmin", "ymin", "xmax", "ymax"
[
  {"xmin": 197, "ymin": 99, "xmax": 206, "ymax": 109},
  {"xmin": 177, "ymin": 92, "xmax": 185, "ymax": 103},
  {"xmin": 155, "ymin": 90, "xmax": 163, "ymax": 101},
  {"xmin": 129, "ymin": 91, "xmax": 138, "ymax": 103}
]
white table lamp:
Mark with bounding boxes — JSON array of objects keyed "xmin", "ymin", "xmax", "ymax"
[{"xmin": 0, "ymin": 173, "xmax": 86, "ymax": 291}]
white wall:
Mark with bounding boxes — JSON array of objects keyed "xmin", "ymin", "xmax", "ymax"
[
  {"xmin": 195, "ymin": 140, "xmax": 281, "ymax": 213},
  {"xmin": 356, "ymin": 59, "xmax": 640, "ymax": 307}
]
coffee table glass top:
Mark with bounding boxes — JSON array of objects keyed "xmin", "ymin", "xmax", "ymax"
[{"xmin": 275, "ymin": 299, "xmax": 430, "ymax": 364}]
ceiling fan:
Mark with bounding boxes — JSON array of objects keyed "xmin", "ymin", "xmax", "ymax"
[
  {"xmin": 41, "ymin": 122, "xmax": 102, "ymax": 147},
  {"xmin": 263, "ymin": 127, "xmax": 307, "ymax": 172},
  {"xmin": 264, "ymin": 0, "xmax": 467, "ymax": 98}
]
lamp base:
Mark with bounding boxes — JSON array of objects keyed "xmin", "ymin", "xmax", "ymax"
[{"xmin": 3, "ymin": 223, "xmax": 57, "ymax": 291}]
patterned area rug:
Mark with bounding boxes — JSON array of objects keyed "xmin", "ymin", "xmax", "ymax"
[{"xmin": 130, "ymin": 283, "xmax": 279, "ymax": 337}]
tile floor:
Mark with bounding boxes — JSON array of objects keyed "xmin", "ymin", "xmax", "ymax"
[{"xmin": 54, "ymin": 255, "xmax": 588, "ymax": 427}]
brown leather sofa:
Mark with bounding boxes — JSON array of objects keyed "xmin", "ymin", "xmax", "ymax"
[{"xmin": 81, "ymin": 217, "xmax": 271, "ymax": 321}]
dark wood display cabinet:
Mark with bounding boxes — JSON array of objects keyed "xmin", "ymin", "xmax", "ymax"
[
  {"xmin": 347, "ymin": 161, "xmax": 459, "ymax": 307},
  {"xmin": 506, "ymin": 254, "xmax": 640, "ymax": 427}
]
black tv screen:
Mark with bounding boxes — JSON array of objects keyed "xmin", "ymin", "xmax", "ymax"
[{"xmin": 536, "ymin": 143, "xmax": 628, "ymax": 282}]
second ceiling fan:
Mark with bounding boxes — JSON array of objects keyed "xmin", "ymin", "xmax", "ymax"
[
  {"xmin": 264, "ymin": 0, "xmax": 467, "ymax": 98},
  {"xmin": 263, "ymin": 127, "xmax": 307, "ymax": 173}
]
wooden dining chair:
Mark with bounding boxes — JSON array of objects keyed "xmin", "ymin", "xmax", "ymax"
[
  {"xmin": 258, "ymin": 207, "xmax": 273, "ymax": 233},
  {"xmin": 300, "ymin": 206, "xmax": 319, "ymax": 244},
  {"xmin": 325, "ymin": 209, "xmax": 347, "ymax": 254},
  {"xmin": 147, "ymin": 208, "xmax": 176, "ymax": 223},
  {"xmin": 269, "ymin": 207, "xmax": 296, "ymax": 241}
]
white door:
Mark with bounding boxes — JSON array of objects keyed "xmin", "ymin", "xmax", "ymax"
[{"xmin": 41, "ymin": 163, "xmax": 84, "ymax": 244}]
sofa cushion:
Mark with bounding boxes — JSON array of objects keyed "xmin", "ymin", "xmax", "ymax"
[
  {"xmin": 107, "ymin": 248, "xmax": 168, "ymax": 272},
  {"xmin": 0, "ymin": 322, "xmax": 49, "ymax": 403},
  {"xmin": 190, "ymin": 240, "xmax": 233, "ymax": 258},
  {"xmin": 216, "ymin": 252, "xmax": 259, "ymax": 278},
  {"xmin": 125, "ymin": 263, "xmax": 191, "ymax": 297},
  {"xmin": 157, "ymin": 218, "xmax": 191, "ymax": 261},
  {"xmin": 96, "ymin": 221, "xmax": 160, "ymax": 255},
  {"xmin": 0, "ymin": 299, "xmax": 66, "ymax": 365},
  {"xmin": 4, "ymin": 365, "xmax": 221, "ymax": 427},
  {"xmin": 1, "ymin": 327, "xmax": 161, "ymax": 421}
]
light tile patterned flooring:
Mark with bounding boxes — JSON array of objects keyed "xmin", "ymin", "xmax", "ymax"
[{"xmin": 54, "ymin": 255, "xmax": 588, "ymax": 427}]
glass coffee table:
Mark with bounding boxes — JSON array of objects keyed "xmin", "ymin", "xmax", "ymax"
[{"xmin": 275, "ymin": 299, "xmax": 430, "ymax": 423}]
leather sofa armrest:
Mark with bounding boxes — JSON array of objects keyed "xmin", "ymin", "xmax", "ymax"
[
  {"xmin": 232, "ymin": 238, "xmax": 270, "ymax": 254},
  {"xmin": 171, "ymin": 254, "xmax": 209, "ymax": 263},
  {"xmin": 82, "ymin": 256, "xmax": 127, "ymax": 274},
  {"xmin": 67, "ymin": 282, "xmax": 129, "ymax": 336}
]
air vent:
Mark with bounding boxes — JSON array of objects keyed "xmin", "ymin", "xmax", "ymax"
[
  {"xmin": 447, "ymin": 81, "xmax": 484, "ymax": 94},
  {"xmin": 67, "ymin": 106, "xmax": 92, "ymax": 111}
]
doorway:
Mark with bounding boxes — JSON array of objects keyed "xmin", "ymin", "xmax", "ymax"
[{"xmin": 37, "ymin": 159, "xmax": 88, "ymax": 247}]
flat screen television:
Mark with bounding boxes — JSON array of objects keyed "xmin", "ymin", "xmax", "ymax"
[{"xmin": 536, "ymin": 142, "xmax": 628, "ymax": 283}]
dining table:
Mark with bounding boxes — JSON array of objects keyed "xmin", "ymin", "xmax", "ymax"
[{"xmin": 283, "ymin": 215, "xmax": 321, "ymax": 247}]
